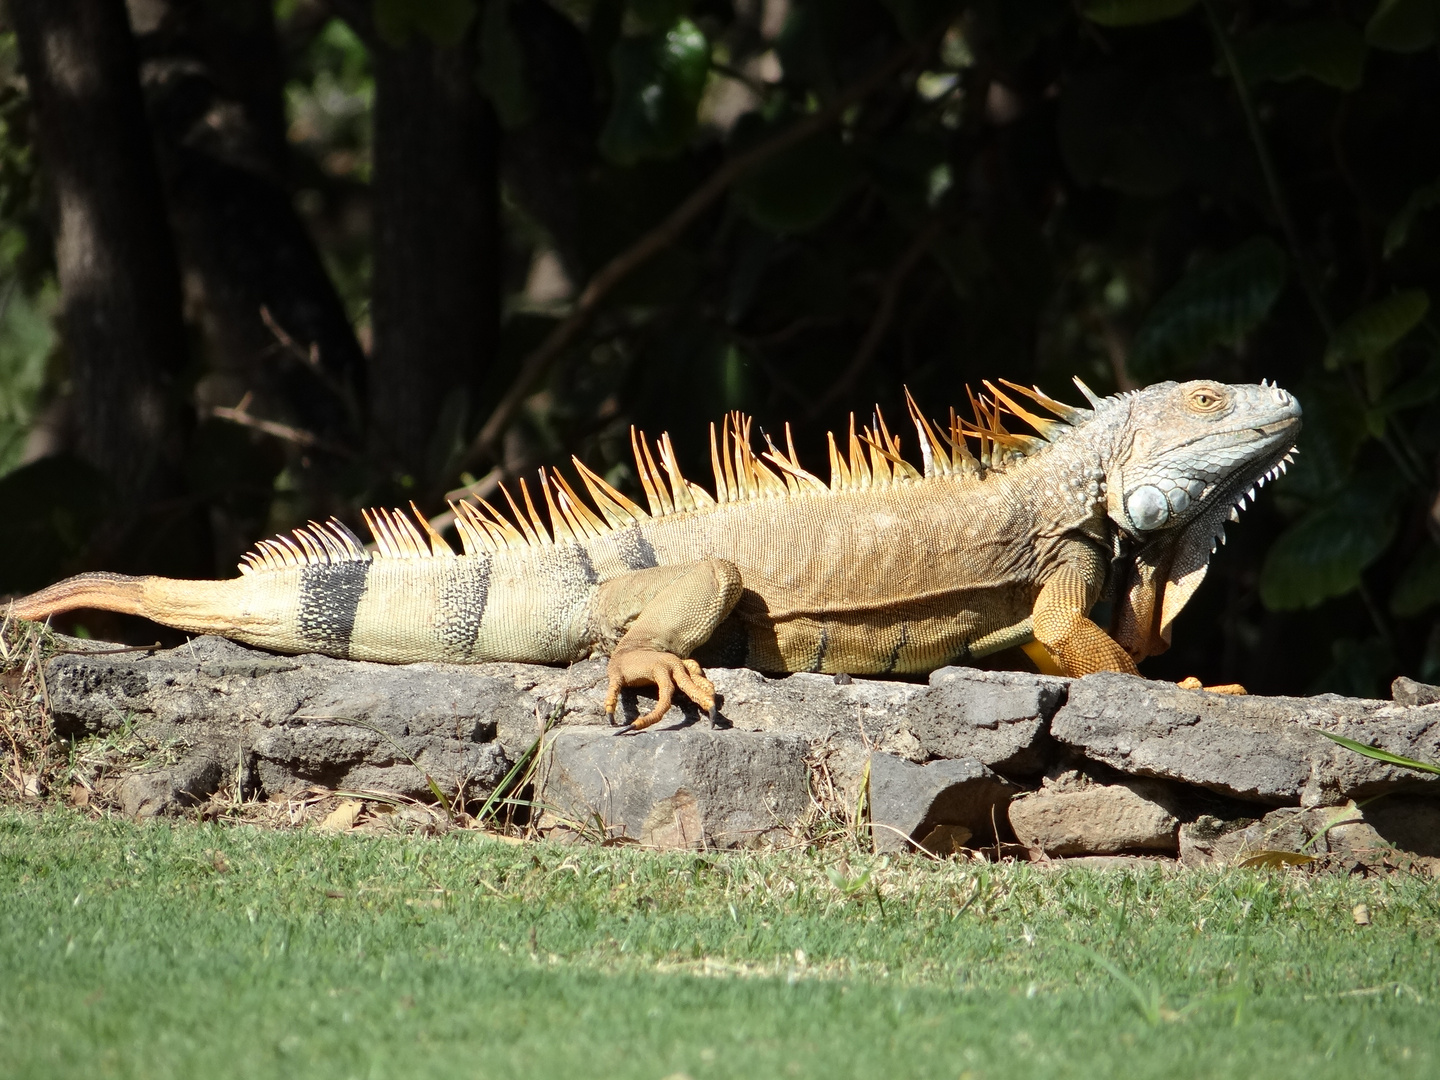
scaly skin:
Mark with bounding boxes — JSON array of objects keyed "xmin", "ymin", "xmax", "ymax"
[{"xmin": 9, "ymin": 378, "xmax": 1301, "ymax": 730}]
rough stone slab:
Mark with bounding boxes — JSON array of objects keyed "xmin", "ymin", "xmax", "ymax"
[
  {"xmin": 1008, "ymin": 782, "xmax": 1179, "ymax": 857},
  {"xmin": 44, "ymin": 633, "xmax": 1440, "ymax": 857},
  {"xmin": 536, "ymin": 728, "xmax": 810, "ymax": 848},
  {"xmin": 903, "ymin": 667, "xmax": 1066, "ymax": 776},
  {"xmin": 867, "ymin": 753, "xmax": 1016, "ymax": 853},
  {"xmin": 535, "ymin": 663, "xmax": 1058, "ymax": 775},
  {"xmin": 117, "ymin": 753, "xmax": 228, "ymax": 819},
  {"xmin": 46, "ymin": 636, "xmax": 526, "ymax": 801},
  {"xmin": 1053, "ymin": 673, "xmax": 1440, "ymax": 807}
]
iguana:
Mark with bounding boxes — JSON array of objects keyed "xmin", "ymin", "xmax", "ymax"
[{"xmin": 10, "ymin": 378, "xmax": 1300, "ymax": 731}]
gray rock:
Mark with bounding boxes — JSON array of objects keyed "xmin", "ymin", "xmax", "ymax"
[
  {"xmin": 1392, "ymin": 676, "xmax": 1440, "ymax": 707},
  {"xmin": 866, "ymin": 753, "xmax": 1016, "ymax": 853},
  {"xmin": 525, "ymin": 663, "xmax": 1058, "ymax": 776},
  {"xmin": 1173, "ymin": 802, "xmax": 1439, "ymax": 867},
  {"xmin": 47, "ymin": 636, "xmax": 525, "ymax": 802},
  {"xmin": 1178, "ymin": 808, "xmax": 1320, "ymax": 866},
  {"xmin": 904, "ymin": 667, "xmax": 1067, "ymax": 776},
  {"xmin": 117, "ymin": 751, "xmax": 228, "ymax": 819},
  {"xmin": 1053, "ymin": 673, "xmax": 1440, "ymax": 806},
  {"xmin": 1008, "ymin": 782, "xmax": 1179, "ymax": 857},
  {"xmin": 536, "ymin": 727, "xmax": 810, "ymax": 848}
]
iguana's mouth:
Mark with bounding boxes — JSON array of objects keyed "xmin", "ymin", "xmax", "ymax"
[{"xmin": 1194, "ymin": 438, "xmax": 1299, "ymax": 555}]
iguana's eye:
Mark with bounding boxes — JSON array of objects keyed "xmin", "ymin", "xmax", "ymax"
[{"xmin": 1186, "ymin": 387, "xmax": 1226, "ymax": 413}]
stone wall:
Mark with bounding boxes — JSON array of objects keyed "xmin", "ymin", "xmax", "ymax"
[{"xmin": 44, "ymin": 635, "xmax": 1440, "ymax": 867}]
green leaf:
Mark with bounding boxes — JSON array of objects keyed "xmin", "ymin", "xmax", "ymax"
[
  {"xmin": 598, "ymin": 19, "xmax": 709, "ymax": 166},
  {"xmin": 1259, "ymin": 480, "xmax": 1401, "ymax": 611},
  {"xmin": 1323, "ymin": 289, "xmax": 1430, "ymax": 370},
  {"xmin": 1128, "ymin": 237, "xmax": 1288, "ymax": 380},
  {"xmin": 1233, "ymin": 18, "xmax": 1368, "ymax": 91},
  {"xmin": 1079, "ymin": 0, "xmax": 1197, "ymax": 27},
  {"xmin": 1391, "ymin": 543, "xmax": 1440, "ymax": 618},
  {"xmin": 373, "ymin": 0, "xmax": 477, "ymax": 47},
  {"xmin": 731, "ymin": 112, "xmax": 858, "ymax": 233},
  {"xmin": 1316, "ymin": 731, "xmax": 1440, "ymax": 776},
  {"xmin": 476, "ymin": 0, "xmax": 534, "ymax": 129},
  {"xmin": 1384, "ymin": 180, "xmax": 1440, "ymax": 258},
  {"xmin": 1365, "ymin": 0, "xmax": 1440, "ymax": 53}
]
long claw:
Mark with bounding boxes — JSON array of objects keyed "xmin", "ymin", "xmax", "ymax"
[
  {"xmin": 708, "ymin": 701, "xmax": 718, "ymax": 727},
  {"xmin": 604, "ymin": 648, "xmax": 716, "ymax": 732},
  {"xmin": 614, "ymin": 722, "xmax": 637, "ymax": 737},
  {"xmin": 628, "ymin": 672, "xmax": 676, "ymax": 732}
]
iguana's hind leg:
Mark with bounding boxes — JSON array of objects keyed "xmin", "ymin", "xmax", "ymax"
[
  {"xmin": 1030, "ymin": 564, "xmax": 1140, "ymax": 678},
  {"xmin": 595, "ymin": 559, "xmax": 743, "ymax": 732}
]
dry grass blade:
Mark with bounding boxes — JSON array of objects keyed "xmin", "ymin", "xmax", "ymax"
[
  {"xmin": 474, "ymin": 700, "xmax": 566, "ymax": 832},
  {"xmin": 0, "ymin": 617, "xmax": 61, "ymax": 805}
]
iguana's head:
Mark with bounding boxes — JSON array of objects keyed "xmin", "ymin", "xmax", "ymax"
[
  {"xmin": 1077, "ymin": 377, "xmax": 1301, "ymax": 660},
  {"xmin": 1097, "ymin": 378, "xmax": 1302, "ymax": 541}
]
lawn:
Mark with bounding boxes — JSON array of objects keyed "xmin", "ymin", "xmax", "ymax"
[{"xmin": 1, "ymin": 810, "xmax": 1437, "ymax": 1080}]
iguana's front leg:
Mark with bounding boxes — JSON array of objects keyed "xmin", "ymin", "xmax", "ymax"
[
  {"xmin": 1030, "ymin": 544, "xmax": 1140, "ymax": 678},
  {"xmin": 594, "ymin": 559, "xmax": 743, "ymax": 732}
]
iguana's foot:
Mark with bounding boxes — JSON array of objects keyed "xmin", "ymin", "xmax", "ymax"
[
  {"xmin": 605, "ymin": 649, "xmax": 715, "ymax": 733},
  {"xmin": 1177, "ymin": 676, "xmax": 1247, "ymax": 695}
]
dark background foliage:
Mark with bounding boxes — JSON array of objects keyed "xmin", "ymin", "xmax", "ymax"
[{"xmin": 0, "ymin": 0, "xmax": 1437, "ymax": 695}]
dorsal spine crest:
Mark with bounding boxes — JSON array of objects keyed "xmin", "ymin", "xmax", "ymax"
[{"xmin": 236, "ymin": 381, "xmax": 1096, "ymax": 574}]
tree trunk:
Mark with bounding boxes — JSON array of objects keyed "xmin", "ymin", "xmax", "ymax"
[
  {"xmin": 370, "ymin": 28, "xmax": 500, "ymax": 483},
  {"xmin": 131, "ymin": 0, "xmax": 366, "ymax": 446},
  {"xmin": 9, "ymin": 0, "xmax": 194, "ymax": 516}
]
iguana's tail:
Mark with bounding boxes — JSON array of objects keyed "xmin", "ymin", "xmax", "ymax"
[
  {"xmin": 8, "ymin": 572, "xmax": 291, "ymax": 643},
  {"xmin": 9, "ymin": 572, "xmax": 148, "ymax": 620}
]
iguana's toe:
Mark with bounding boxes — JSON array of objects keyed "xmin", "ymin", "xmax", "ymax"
[
  {"xmin": 606, "ymin": 648, "xmax": 716, "ymax": 733},
  {"xmin": 1177, "ymin": 676, "xmax": 1247, "ymax": 695}
]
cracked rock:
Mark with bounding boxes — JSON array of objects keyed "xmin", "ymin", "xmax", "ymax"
[
  {"xmin": 1008, "ymin": 781, "xmax": 1180, "ymax": 857},
  {"xmin": 904, "ymin": 667, "xmax": 1066, "ymax": 776},
  {"xmin": 1053, "ymin": 673, "xmax": 1440, "ymax": 806},
  {"xmin": 536, "ymin": 727, "xmax": 811, "ymax": 849},
  {"xmin": 866, "ymin": 753, "xmax": 1017, "ymax": 853},
  {"xmin": 117, "ymin": 750, "xmax": 229, "ymax": 819}
]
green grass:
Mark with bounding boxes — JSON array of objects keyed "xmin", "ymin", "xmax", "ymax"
[{"xmin": 1, "ymin": 811, "xmax": 1438, "ymax": 1079}]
